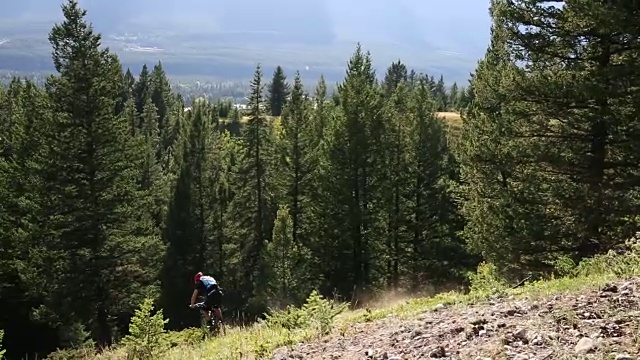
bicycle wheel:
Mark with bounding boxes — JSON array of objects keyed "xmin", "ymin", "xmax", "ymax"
[{"xmin": 200, "ymin": 310, "xmax": 208, "ymax": 329}]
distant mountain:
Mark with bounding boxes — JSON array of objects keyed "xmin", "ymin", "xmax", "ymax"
[{"xmin": 0, "ymin": 0, "xmax": 492, "ymax": 84}]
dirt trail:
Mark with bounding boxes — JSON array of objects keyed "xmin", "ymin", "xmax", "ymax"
[{"xmin": 271, "ymin": 278, "xmax": 640, "ymax": 359}]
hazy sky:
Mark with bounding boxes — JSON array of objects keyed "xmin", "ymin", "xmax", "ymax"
[
  {"xmin": 0, "ymin": 0, "xmax": 490, "ymax": 71},
  {"xmin": 0, "ymin": 0, "xmax": 492, "ymax": 82},
  {"xmin": 3, "ymin": 0, "xmax": 492, "ymax": 54}
]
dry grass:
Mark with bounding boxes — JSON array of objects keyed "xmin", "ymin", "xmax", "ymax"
[
  {"xmin": 218, "ymin": 112, "xmax": 462, "ymax": 128},
  {"xmin": 94, "ymin": 325, "xmax": 316, "ymax": 360},
  {"xmin": 436, "ymin": 111, "xmax": 462, "ymax": 128}
]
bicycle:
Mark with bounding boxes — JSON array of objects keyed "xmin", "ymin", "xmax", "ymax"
[{"xmin": 190, "ymin": 302, "xmax": 226, "ymax": 337}]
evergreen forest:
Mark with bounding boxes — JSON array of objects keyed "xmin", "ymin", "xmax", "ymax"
[{"xmin": 2, "ymin": 0, "xmax": 639, "ymax": 358}]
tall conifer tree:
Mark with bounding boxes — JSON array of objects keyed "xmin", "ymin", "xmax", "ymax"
[{"xmin": 30, "ymin": 0, "xmax": 164, "ymax": 346}]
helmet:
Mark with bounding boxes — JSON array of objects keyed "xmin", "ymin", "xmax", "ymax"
[{"xmin": 194, "ymin": 272, "xmax": 203, "ymax": 284}]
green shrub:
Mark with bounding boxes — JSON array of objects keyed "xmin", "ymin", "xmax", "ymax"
[
  {"xmin": 43, "ymin": 323, "xmax": 96, "ymax": 360},
  {"xmin": 467, "ymin": 261, "xmax": 508, "ymax": 296},
  {"xmin": 45, "ymin": 346, "xmax": 95, "ymax": 360},
  {"xmin": 121, "ymin": 298, "xmax": 169, "ymax": 360},
  {"xmin": 575, "ymin": 239, "xmax": 640, "ymax": 278},
  {"xmin": 0, "ymin": 330, "xmax": 5, "ymax": 359},
  {"xmin": 552, "ymin": 255, "xmax": 577, "ymax": 277},
  {"xmin": 166, "ymin": 328, "xmax": 205, "ymax": 347},
  {"xmin": 263, "ymin": 304, "xmax": 308, "ymax": 330},
  {"xmin": 302, "ymin": 291, "xmax": 348, "ymax": 335},
  {"xmin": 58, "ymin": 322, "xmax": 94, "ymax": 349},
  {"xmin": 264, "ymin": 290, "xmax": 348, "ymax": 336}
]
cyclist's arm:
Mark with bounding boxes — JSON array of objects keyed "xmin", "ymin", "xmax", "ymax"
[{"xmin": 190, "ymin": 289, "xmax": 199, "ymax": 306}]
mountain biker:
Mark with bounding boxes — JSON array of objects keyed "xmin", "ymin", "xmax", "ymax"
[{"xmin": 189, "ymin": 272, "xmax": 223, "ymax": 324}]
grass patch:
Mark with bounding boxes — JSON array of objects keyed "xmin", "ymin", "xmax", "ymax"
[
  {"xmin": 436, "ymin": 111, "xmax": 462, "ymax": 127},
  {"xmin": 82, "ymin": 240, "xmax": 640, "ymax": 360},
  {"xmin": 96, "ymin": 325, "xmax": 317, "ymax": 360}
]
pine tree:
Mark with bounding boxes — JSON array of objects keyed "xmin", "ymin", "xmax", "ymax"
[
  {"xmin": 301, "ymin": 75, "xmax": 334, "ymax": 279},
  {"xmin": 408, "ymin": 77, "xmax": 472, "ymax": 285},
  {"xmin": 161, "ymin": 100, "xmax": 219, "ymax": 327},
  {"xmin": 0, "ymin": 79, "xmax": 49, "ymax": 357},
  {"xmin": 139, "ymin": 97, "xmax": 168, "ymax": 228},
  {"xmin": 458, "ymin": 0, "xmax": 547, "ymax": 277},
  {"xmin": 456, "ymin": 85, "xmax": 470, "ymax": 112},
  {"xmin": 462, "ymin": 84, "xmax": 474, "ymax": 112},
  {"xmin": 279, "ymin": 72, "xmax": 312, "ymax": 246},
  {"xmin": 30, "ymin": 0, "xmax": 164, "ymax": 346},
  {"xmin": 134, "ymin": 64, "xmax": 151, "ymax": 116},
  {"xmin": 0, "ymin": 79, "xmax": 25, "ymax": 160},
  {"xmin": 493, "ymin": 0, "xmax": 640, "ymax": 267},
  {"xmin": 408, "ymin": 69, "xmax": 418, "ymax": 88},
  {"xmin": 379, "ymin": 79, "xmax": 412, "ymax": 288},
  {"xmin": 225, "ymin": 64, "xmax": 276, "ymax": 309},
  {"xmin": 204, "ymin": 129, "xmax": 240, "ymax": 280},
  {"xmin": 264, "ymin": 205, "xmax": 316, "ymax": 305},
  {"xmin": 267, "ymin": 65, "xmax": 290, "ymax": 116},
  {"xmin": 123, "ymin": 68, "xmax": 135, "ymax": 99},
  {"xmin": 272, "ymin": 72, "xmax": 319, "ymax": 301},
  {"xmin": 321, "ymin": 44, "xmax": 383, "ymax": 298},
  {"xmin": 433, "ymin": 75, "xmax": 447, "ymax": 111},
  {"xmin": 149, "ymin": 62, "xmax": 175, "ymax": 162},
  {"xmin": 311, "ymin": 75, "xmax": 329, "ymax": 142},
  {"xmin": 382, "ymin": 60, "xmax": 408, "ymax": 98},
  {"xmin": 124, "ymin": 97, "xmax": 137, "ymax": 137},
  {"xmin": 166, "ymin": 101, "xmax": 188, "ymax": 178},
  {"xmin": 449, "ymin": 82, "xmax": 459, "ymax": 110}
]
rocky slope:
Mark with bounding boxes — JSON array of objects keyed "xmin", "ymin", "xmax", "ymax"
[{"xmin": 271, "ymin": 278, "xmax": 640, "ymax": 359}]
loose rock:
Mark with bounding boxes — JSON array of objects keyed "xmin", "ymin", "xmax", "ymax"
[
  {"xmin": 514, "ymin": 328, "xmax": 527, "ymax": 340},
  {"xmin": 614, "ymin": 354, "xmax": 634, "ymax": 360},
  {"xmin": 270, "ymin": 278, "xmax": 640, "ymax": 360},
  {"xmin": 575, "ymin": 337, "xmax": 595, "ymax": 354},
  {"xmin": 429, "ymin": 346, "xmax": 446, "ymax": 358}
]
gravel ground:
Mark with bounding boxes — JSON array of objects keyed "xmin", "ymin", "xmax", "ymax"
[{"xmin": 271, "ymin": 278, "xmax": 640, "ymax": 360}]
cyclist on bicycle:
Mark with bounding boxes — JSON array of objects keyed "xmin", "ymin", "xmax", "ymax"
[{"xmin": 189, "ymin": 272, "xmax": 223, "ymax": 323}]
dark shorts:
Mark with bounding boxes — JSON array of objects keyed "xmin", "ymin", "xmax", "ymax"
[{"xmin": 203, "ymin": 287, "xmax": 223, "ymax": 309}]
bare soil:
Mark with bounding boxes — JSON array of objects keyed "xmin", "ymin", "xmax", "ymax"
[{"xmin": 271, "ymin": 278, "xmax": 640, "ymax": 359}]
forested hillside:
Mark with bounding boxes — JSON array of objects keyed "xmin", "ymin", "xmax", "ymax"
[
  {"xmin": 2, "ymin": 0, "xmax": 640, "ymax": 359},
  {"xmin": 0, "ymin": 1, "xmax": 470, "ymax": 358}
]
